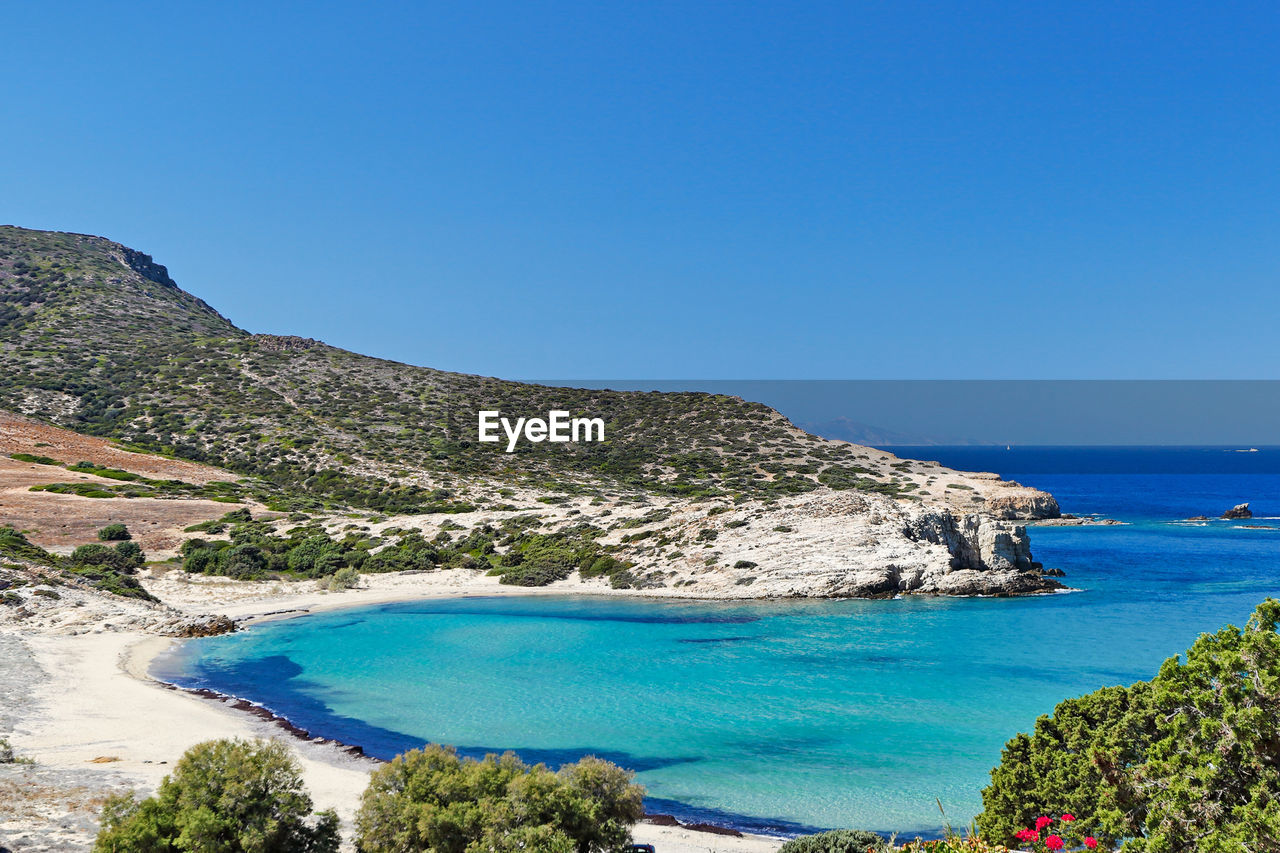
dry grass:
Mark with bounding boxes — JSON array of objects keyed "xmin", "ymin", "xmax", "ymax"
[{"xmin": 0, "ymin": 412, "xmax": 258, "ymax": 557}]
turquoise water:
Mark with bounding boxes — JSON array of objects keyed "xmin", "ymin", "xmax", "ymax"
[{"xmin": 153, "ymin": 448, "xmax": 1280, "ymax": 836}]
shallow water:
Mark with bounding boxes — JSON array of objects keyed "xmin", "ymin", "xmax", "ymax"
[{"xmin": 153, "ymin": 447, "xmax": 1280, "ymax": 836}]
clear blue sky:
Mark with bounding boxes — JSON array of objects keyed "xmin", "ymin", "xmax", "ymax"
[{"xmin": 3, "ymin": 2, "xmax": 1277, "ymax": 379}]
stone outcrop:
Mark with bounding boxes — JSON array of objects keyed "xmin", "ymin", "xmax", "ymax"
[
  {"xmin": 986, "ymin": 491, "xmax": 1061, "ymax": 520},
  {"xmin": 610, "ymin": 487, "xmax": 1066, "ymax": 600},
  {"xmin": 1222, "ymin": 503, "xmax": 1253, "ymax": 519},
  {"xmin": 120, "ymin": 246, "xmax": 179, "ymax": 289},
  {"xmin": 252, "ymin": 334, "xmax": 321, "ymax": 352},
  {"xmin": 168, "ymin": 615, "xmax": 238, "ymax": 637}
]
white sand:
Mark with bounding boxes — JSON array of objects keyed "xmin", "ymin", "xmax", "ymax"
[{"xmin": 7, "ymin": 573, "xmax": 786, "ymax": 852}]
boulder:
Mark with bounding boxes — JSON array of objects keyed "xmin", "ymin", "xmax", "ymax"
[{"xmin": 1221, "ymin": 503, "xmax": 1253, "ymax": 520}]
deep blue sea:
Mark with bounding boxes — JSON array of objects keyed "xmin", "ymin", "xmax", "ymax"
[{"xmin": 152, "ymin": 447, "xmax": 1280, "ymax": 837}]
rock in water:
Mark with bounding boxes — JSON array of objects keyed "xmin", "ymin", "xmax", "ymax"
[{"xmin": 1222, "ymin": 503, "xmax": 1253, "ymax": 520}]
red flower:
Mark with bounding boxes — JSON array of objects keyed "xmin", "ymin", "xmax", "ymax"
[
  {"xmin": 1084, "ymin": 838, "xmax": 1099, "ymax": 850},
  {"xmin": 1015, "ymin": 828, "xmax": 1039, "ymax": 842},
  {"xmin": 1061, "ymin": 813, "xmax": 1076, "ymax": 822},
  {"xmin": 1045, "ymin": 836, "xmax": 1065, "ymax": 851},
  {"xmin": 1036, "ymin": 816, "xmax": 1054, "ymax": 830}
]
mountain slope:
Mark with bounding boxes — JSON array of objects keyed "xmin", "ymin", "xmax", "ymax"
[
  {"xmin": 0, "ymin": 225, "xmax": 1069, "ymax": 597},
  {"xmin": 0, "ymin": 225, "xmax": 1058, "ymax": 518}
]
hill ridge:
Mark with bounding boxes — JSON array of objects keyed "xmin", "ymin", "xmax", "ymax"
[{"xmin": 0, "ymin": 224, "xmax": 1057, "ymax": 519}]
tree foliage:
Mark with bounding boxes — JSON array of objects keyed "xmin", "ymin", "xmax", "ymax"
[
  {"xmin": 979, "ymin": 599, "xmax": 1280, "ymax": 851},
  {"xmin": 354, "ymin": 745, "xmax": 645, "ymax": 853},
  {"xmin": 94, "ymin": 738, "xmax": 339, "ymax": 853}
]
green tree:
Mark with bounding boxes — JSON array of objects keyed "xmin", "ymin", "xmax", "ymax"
[
  {"xmin": 980, "ymin": 683, "xmax": 1155, "ymax": 847},
  {"xmin": 94, "ymin": 738, "xmax": 338, "ymax": 853},
  {"xmin": 1131, "ymin": 599, "xmax": 1280, "ymax": 851},
  {"xmin": 978, "ymin": 599, "xmax": 1280, "ymax": 851},
  {"xmin": 354, "ymin": 745, "xmax": 645, "ymax": 853}
]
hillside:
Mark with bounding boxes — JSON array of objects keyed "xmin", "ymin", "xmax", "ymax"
[
  {"xmin": 0, "ymin": 225, "xmax": 1059, "ymax": 517},
  {"xmin": 0, "ymin": 225, "xmax": 1065, "ymax": 599}
]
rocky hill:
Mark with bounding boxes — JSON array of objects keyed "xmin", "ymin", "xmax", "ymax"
[{"xmin": 0, "ymin": 225, "xmax": 1062, "ymax": 597}]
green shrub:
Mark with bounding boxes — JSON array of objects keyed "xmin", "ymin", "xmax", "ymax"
[
  {"xmin": 9, "ymin": 452, "xmax": 57, "ymax": 465},
  {"xmin": 31, "ymin": 482, "xmax": 117, "ymax": 498},
  {"xmin": 113, "ymin": 540, "xmax": 144, "ymax": 566},
  {"xmin": 0, "ymin": 527, "xmax": 56, "ymax": 564},
  {"xmin": 733, "ymin": 559, "xmax": 758, "ymax": 569},
  {"xmin": 354, "ymin": 745, "xmax": 644, "ymax": 853},
  {"xmin": 579, "ymin": 554, "xmax": 625, "ymax": 579},
  {"xmin": 94, "ymin": 738, "xmax": 338, "ymax": 853},
  {"xmin": 184, "ymin": 519, "xmax": 227, "ymax": 534},
  {"xmin": 778, "ymin": 829, "xmax": 891, "ymax": 852},
  {"xmin": 327, "ymin": 566, "xmax": 360, "ymax": 591},
  {"xmin": 72, "ymin": 543, "xmax": 136, "ymax": 573},
  {"xmin": 180, "ymin": 538, "xmax": 224, "ymax": 574},
  {"xmin": 220, "ymin": 544, "xmax": 268, "ymax": 579},
  {"xmin": 69, "ymin": 461, "xmax": 142, "ymax": 481},
  {"xmin": 979, "ymin": 598, "xmax": 1280, "ymax": 851},
  {"xmin": 0, "ymin": 527, "xmax": 151, "ymax": 600},
  {"xmin": 287, "ymin": 536, "xmax": 344, "ymax": 577},
  {"xmin": 64, "ymin": 546, "xmax": 155, "ymax": 599},
  {"xmin": 97, "ymin": 523, "xmax": 131, "ymax": 541}
]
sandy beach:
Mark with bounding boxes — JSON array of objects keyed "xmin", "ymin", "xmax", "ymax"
[{"xmin": 1, "ymin": 569, "xmax": 787, "ymax": 852}]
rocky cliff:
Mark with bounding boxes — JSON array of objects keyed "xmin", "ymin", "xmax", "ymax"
[{"xmin": 498, "ymin": 484, "xmax": 1068, "ymax": 599}]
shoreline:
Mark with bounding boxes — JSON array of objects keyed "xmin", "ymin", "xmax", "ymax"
[
  {"xmin": 6, "ymin": 573, "xmax": 792, "ymax": 852},
  {"xmin": 145, "ymin": 671, "xmax": 806, "ymax": 842},
  {"xmin": 139, "ymin": 580, "xmax": 798, "ymax": 844}
]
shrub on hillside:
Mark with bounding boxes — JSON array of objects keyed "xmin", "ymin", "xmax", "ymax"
[
  {"xmin": 72, "ymin": 543, "xmax": 138, "ymax": 573},
  {"xmin": 113, "ymin": 540, "xmax": 144, "ymax": 566},
  {"xmin": 94, "ymin": 738, "xmax": 338, "ymax": 853},
  {"xmin": 778, "ymin": 829, "xmax": 891, "ymax": 852},
  {"xmin": 979, "ymin": 598, "xmax": 1280, "ymax": 851},
  {"xmin": 219, "ymin": 544, "xmax": 269, "ymax": 579},
  {"xmin": 354, "ymin": 745, "xmax": 645, "ymax": 853},
  {"xmin": 98, "ymin": 523, "xmax": 131, "ymax": 541},
  {"xmin": 10, "ymin": 452, "xmax": 58, "ymax": 465},
  {"xmin": 0, "ymin": 526, "xmax": 56, "ymax": 564},
  {"xmin": 0, "ymin": 527, "xmax": 151, "ymax": 600}
]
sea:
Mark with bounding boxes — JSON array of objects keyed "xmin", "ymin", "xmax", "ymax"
[{"xmin": 151, "ymin": 446, "xmax": 1280, "ymax": 838}]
